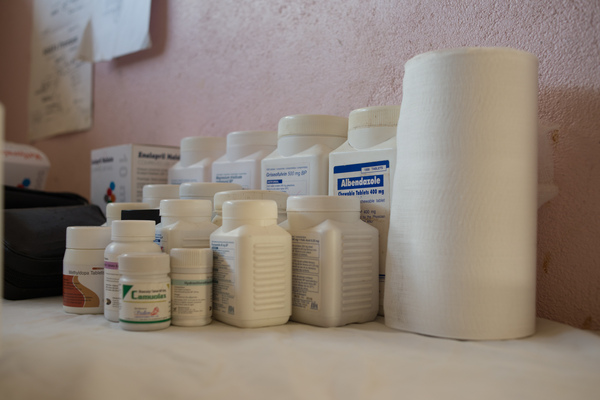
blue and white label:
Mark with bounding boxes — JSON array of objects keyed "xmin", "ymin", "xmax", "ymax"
[{"xmin": 265, "ymin": 163, "xmax": 310, "ymax": 195}]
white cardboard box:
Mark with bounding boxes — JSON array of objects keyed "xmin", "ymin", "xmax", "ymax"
[
  {"xmin": 91, "ymin": 144, "xmax": 180, "ymax": 208},
  {"xmin": 3, "ymin": 142, "xmax": 51, "ymax": 190}
]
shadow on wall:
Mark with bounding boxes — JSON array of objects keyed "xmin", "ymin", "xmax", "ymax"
[
  {"xmin": 111, "ymin": 0, "xmax": 168, "ymax": 68},
  {"xmin": 536, "ymin": 86, "xmax": 600, "ymax": 330}
]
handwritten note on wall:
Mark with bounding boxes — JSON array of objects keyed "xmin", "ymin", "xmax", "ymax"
[
  {"xmin": 28, "ymin": 0, "xmax": 152, "ymax": 141},
  {"xmin": 28, "ymin": 0, "xmax": 93, "ymax": 141}
]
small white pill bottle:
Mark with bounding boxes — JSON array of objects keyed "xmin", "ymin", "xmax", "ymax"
[
  {"xmin": 63, "ymin": 226, "xmax": 112, "ymax": 314},
  {"xmin": 261, "ymin": 114, "xmax": 348, "ymax": 195},
  {"xmin": 170, "ymin": 248, "xmax": 213, "ymax": 327},
  {"xmin": 158, "ymin": 199, "xmax": 218, "ymax": 254},
  {"xmin": 168, "ymin": 136, "xmax": 226, "ymax": 184},
  {"xmin": 104, "ymin": 220, "xmax": 162, "ymax": 322},
  {"xmin": 142, "ymin": 184, "xmax": 180, "ymax": 208},
  {"xmin": 212, "ymin": 190, "xmax": 289, "ymax": 227},
  {"xmin": 328, "ymin": 105, "xmax": 400, "ymax": 316},
  {"xmin": 210, "ymin": 200, "xmax": 292, "ymax": 328},
  {"xmin": 211, "ymin": 131, "xmax": 277, "ymax": 189},
  {"xmin": 118, "ymin": 252, "xmax": 171, "ymax": 331},
  {"xmin": 103, "ymin": 202, "xmax": 151, "ymax": 227},
  {"xmin": 281, "ymin": 196, "xmax": 379, "ymax": 327}
]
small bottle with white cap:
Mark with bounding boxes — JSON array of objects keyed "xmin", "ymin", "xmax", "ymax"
[
  {"xmin": 261, "ymin": 114, "xmax": 348, "ymax": 195},
  {"xmin": 158, "ymin": 199, "xmax": 218, "ymax": 254},
  {"xmin": 211, "ymin": 131, "xmax": 277, "ymax": 189},
  {"xmin": 170, "ymin": 248, "xmax": 213, "ymax": 327},
  {"xmin": 168, "ymin": 136, "xmax": 226, "ymax": 184},
  {"xmin": 142, "ymin": 184, "xmax": 180, "ymax": 208},
  {"xmin": 210, "ymin": 200, "xmax": 292, "ymax": 328},
  {"xmin": 119, "ymin": 252, "xmax": 171, "ymax": 331}
]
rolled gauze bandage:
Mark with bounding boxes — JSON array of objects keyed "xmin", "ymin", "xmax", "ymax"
[{"xmin": 385, "ymin": 48, "xmax": 538, "ymax": 340}]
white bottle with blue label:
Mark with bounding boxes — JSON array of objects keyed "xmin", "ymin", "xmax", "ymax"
[
  {"xmin": 328, "ymin": 105, "xmax": 400, "ymax": 316},
  {"xmin": 261, "ymin": 115, "xmax": 348, "ymax": 195},
  {"xmin": 212, "ymin": 131, "xmax": 277, "ymax": 189}
]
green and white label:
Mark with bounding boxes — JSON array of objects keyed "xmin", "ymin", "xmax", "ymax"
[{"xmin": 120, "ymin": 282, "xmax": 171, "ymax": 324}]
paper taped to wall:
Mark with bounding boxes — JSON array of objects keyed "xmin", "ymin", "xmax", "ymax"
[
  {"xmin": 77, "ymin": 0, "xmax": 152, "ymax": 63},
  {"xmin": 28, "ymin": 0, "xmax": 93, "ymax": 141}
]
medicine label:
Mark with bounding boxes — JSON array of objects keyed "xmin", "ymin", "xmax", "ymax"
[
  {"xmin": 291, "ymin": 233, "xmax": 321, "ymax": 312},
  {"xmin": 212, "ymin": 240, "xmax": 237, "ymax": 316},
  {"xmin": 120, "ymin": 282, "xmax": 171, "ymax": 324},
  {"xmin": 265, "ymin": 163, "xmax": 310, "ymax": 195}
]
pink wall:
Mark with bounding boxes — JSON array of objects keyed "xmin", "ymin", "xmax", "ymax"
[{"xmin": 1, "ymin": 0, "xmax": 599, "ymax": 330}]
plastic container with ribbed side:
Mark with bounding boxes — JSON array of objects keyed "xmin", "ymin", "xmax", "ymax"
[
  {"xmin": 212, "ymin": 131, "xmax": 277, "ymax": 189},
  {"xmin": 103, "ymin": 202, "xmax": 151, "ymax": 227},
  {"xmin": 261, "ymin": 115, "xmax": 348, "ymax": 195},
  {"xmin": 168, "ymin": 136, "xmax": 226, "ymax": 184},
  {"xmin": 329, "ymin": 105, "xmax": 400, "ymax": 315},
  {"xmin": 119, "ymin": 252, "xmax": 171, "ymax": 331},
  {"xmin": 210, "ymin": 200, "xmax": 292, "ymax": 328},
  {"xmin": 281, "ymin": 196, "xmax": 379, "ymax": 327},
  {"xmin": 170, "ymin": 248, "xmax": 213, "ymax": 327},
  {"xmin": 212, "ymin": 190, "xmax": 288, "ymax": 226},
  {"xmin": 157, "ymin": 199, "xmax": 217, "ymax": 254},
  {"xmin": 63, "ymin": 226, "xmax": 112, "ymax": 314},
  {"xmin": 104, "ymin": 220, "xmax": 162, "ymax": 322},
  {"xmin": 142, "ymin": 184, "xmax": 180, "ymax": 208}
]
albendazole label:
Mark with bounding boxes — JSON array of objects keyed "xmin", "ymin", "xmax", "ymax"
[
  {"xmin": 265, "ymin": 163, "xmax": 310, "ymax": 195},
  {"xmin": 212, "ymin": 240, "xmax": 236, "ymax": 316},
  {"xmin": 120, "ymin": 282, "xmax": 171, "ymax": 324}
]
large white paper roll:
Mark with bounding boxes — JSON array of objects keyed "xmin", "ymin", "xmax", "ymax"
[{"xmin": 385, "ymin": 48, "xmax": 538, "ymax": 340}]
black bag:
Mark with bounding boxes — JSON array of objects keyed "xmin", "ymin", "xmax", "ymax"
[
  {"xmin": 4, "ymin": 185, "xmax": 90, "ymax": 209},
  {"xmin": 3, "ymin": 205, "xmax": 107, "ymax": 300}
]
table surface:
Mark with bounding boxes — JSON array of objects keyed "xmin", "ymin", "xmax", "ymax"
[{"xmin": 1, "ymin": 297, "xmax": 599, "ymax": 400}]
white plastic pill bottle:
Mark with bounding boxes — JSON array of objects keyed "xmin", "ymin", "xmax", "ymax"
[
  {"xmin": 261, "ymin": 114, "xmax": 348, "ymax": 195},
  {"xmin": 103, "ymin": 202, "xmax": 151, "ymax": 227},
  {"xmin": 168, "ymin": 136, "xmax": 226, "ymax": 184},
  {"xmin": 212, "ymin": 131, "xmax": 277, "ymax": 189},
  {"xmin": 281, "ymin": 195, "xmax": 379, "ymax": 327},
  {"xmin": 328, "ymin": 105, "xmax": 400, "ymax": 315},
  {"xmin": 212, "ymin": 190, "xmax": 289, "ymax": 227},
  {"xmin": 210, "ymin": 200, "xmax": 292, "ymax": 328},
  {"xmin": 104, "ymin": 220, "xmax": 162, "ymax": 322},
  {"xmin": 158, "ymin": 199, "xmax": 217, "ymax": 254},
  {"xmin": 63, "ymin": 226, "xmax": 112, "ymax": 314},
  {"xmin": 170, "ymin": 248, "xmax": 213, "ymax": 327},
  {"xmin": 119, "ymin": 252, "xmax": 171, "ymax": 331},
  {"xmin": 142, "ymin": 184, "xmax": 180, "ymax": 208}
]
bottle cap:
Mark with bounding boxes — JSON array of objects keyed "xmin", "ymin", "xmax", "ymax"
[
  {"xmin": 287, "ymin": 195, "xmax": 360, "ymax": 212},
  {"xmin": 348, "ymin": 106, "xmax": 401, "ymax": 131},
  {"xmin": 226, "ymin": 131, "xmax": 277, "ymax": 147},
  {"xmin": 118, "ymin": 252, "xmax": 170, "ymax": 274},
  {"xmin": 111, "ymin": 220, "xmax": 156, "ymax": 240},
  {"xmin": 159, "ymin": 199, "xmax": 212, "ymax": 217},
  {"xmin": 66, "ymin": 226, "xmax": 112, "ymax": 249},
  {"xmin": 170, "ymin": 248, "xmax": 212, "ymax": 271},
  {"xmin": 214, "ymin": 190, "xmax": 288, "ymax": 212},
  {"xmin": 106, "ymin": 202, "xmax": 151, "ymax": 221},
  {"xmin": 222, "ymin": 200, "xmax": 278, "ymax": 220},
  {"xmin": 142, "ymin": 184, "xmax": 180, "ymax": 200},
  {"xmin": 179, "ymin": 182, "xmax": 243, "ymax": 200},
  {"xmin": 180, "ymin": 136, "xmax": 226, "ymax": 152},
  {"xmin": 278, "ymin": 115, "xmax": 348, "ymax": 138}
]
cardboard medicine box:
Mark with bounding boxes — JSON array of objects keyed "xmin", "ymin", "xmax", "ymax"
[
  {"xmin": 91, "ymin": 144, "xmax": 180, "ymax": 208},
  {"xmin": 3, "ymin": 142, "xmax": 51, "ymax": 190}
]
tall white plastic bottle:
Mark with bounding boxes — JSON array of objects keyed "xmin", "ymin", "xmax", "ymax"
[
  {"xmin": 158, "ymin": 199, "xmax": 218, "ymax": 254},
  {"xmin": 210, "ymin": 200, "xmax": 292, "ymax": 328},
  {"xmin": 281, "ymin": 196, "xmax": 379, "ymax": 327},
  {"xmin": 212, "ymin": 131, "xmax": 277, "ymax": 189},
  {"xmin": 328, "ymin": 105, "xmax": 400, "ymax": 315},
  {"xmin": 212, "ymin": 190, "xmax": 288, "ymax": 226},
  {"xmin": 261, "ymin": 115, "xmax": 348, "ymax": 195},
  {"xmin": 168, "ymin": 137, "xmax": 226, "ymax": 184},
  {"xmin": 142, "ymin": 184, "xmax": 180, "ymax": 208},
  {"xmin": 104, "ymin": 220, "xmax": 162, "ymax": 322}
]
